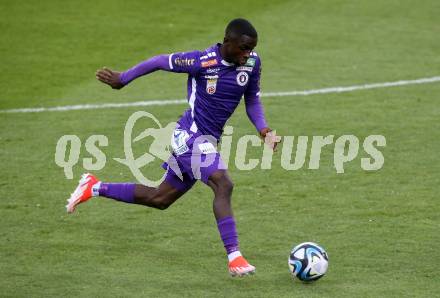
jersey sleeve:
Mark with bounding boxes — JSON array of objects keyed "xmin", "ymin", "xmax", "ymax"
[
  {"xmin": 168, "ymin": 51, "xmax": 202, "ymax": 75},
  {"xmin": 120, "ymin": 55, "xmax": 170, "ymax": 85},
  {"xmin": 244, "ymin": 56, "xmax": 261, "ymax": 101},
  {"xmin": 244, "ymin": 57, "xmax": 268, "ymax": 132}
]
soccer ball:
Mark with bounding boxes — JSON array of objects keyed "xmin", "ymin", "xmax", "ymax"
[{"xmin": 288, "ymin": 242, "xmax": 329, "ymax": 282}]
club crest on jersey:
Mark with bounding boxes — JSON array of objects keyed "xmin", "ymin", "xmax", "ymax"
[
  {"xmin": 245, "ymin": 58, "xmax": 256, "ymax": 67},
  {"xmin": 236, "ymin": 71, "xmax": 249, "ymax": 86},
  {"xmin": 201, "ymin": 59, "xmax": 218, "ymax": 68},
  {"xmin": 205, "ymin": 75, "xmax": 218, "ymax": 94}
]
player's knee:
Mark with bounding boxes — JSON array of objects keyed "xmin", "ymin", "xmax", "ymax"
[
  {"xmin": 147, "ymin": 193, "xmax": 170, "ymax": 210},
  {"xmin": 155, "ymin": 197, "xmax": 173, "ymax": 210},
  {"xmin": 156, "ymin": 201, "xmax": 171, "ymax": 210},
  {"xmin": 210, "ymin": 172, "xmax": 234, "ymax": 195},
  {"xmin": 221, "ymin": 178, "xmax": 234, "ymax": 194}
]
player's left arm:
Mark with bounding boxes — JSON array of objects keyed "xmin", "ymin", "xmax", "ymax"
[{"xmin": 244, "ymin": 57, "xmax": 281, "ymax": 150}]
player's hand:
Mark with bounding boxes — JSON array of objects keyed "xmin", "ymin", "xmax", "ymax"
[
  {"xmin": 259, "ymin": 128, "xmax": 282, "ymax": 151},
  {"xmin": 96, "ymin": 67, "xmax": 124, "ymax": 89}
]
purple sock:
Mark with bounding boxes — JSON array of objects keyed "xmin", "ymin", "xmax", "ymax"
[
  {"xmin": 217, "ymin": 216, "xmax": 240, "ymax": 254},
  {"xmin": 98, "ymin": 183, "xmax": 135, "ymax": 204}
]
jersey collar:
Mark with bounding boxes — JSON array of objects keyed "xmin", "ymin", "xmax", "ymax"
[{"xmin": 221, "ymin": 60, "xmax": 234, "ymax": 66}]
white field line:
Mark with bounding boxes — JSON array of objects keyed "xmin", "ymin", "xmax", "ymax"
[{"xmin": 1, "ymin": 76, "xmax": 439, "ymax": 114}]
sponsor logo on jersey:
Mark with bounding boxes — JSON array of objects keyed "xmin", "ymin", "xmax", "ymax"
[
  {"xmin": 236, "ymin": 66, "xmax": 253, "ymax": 72},
  {"xmin": 174, "ymin": 57, "xmax": 195, "ymax": 67},
  {"xmin": 245, "ymin": 58, "xmax": 256, "ymax": 67},
  {"xmin": 205, "ymin": 75, "xmax": 218, "ymax": 94},
  {"xmin": 201, "ymin": 59, "xmax": 218, "ymax": 68},
  {"xmin": 206, "ymin": 67, "xmax": 220, "ymax": 73},
  {"xmin": 236, "ymin": 71, "xmax": 249, "ymax": 86},
  {"xmin": 200, "ymin": 52, "xmax": 217, "ymax": 60}
]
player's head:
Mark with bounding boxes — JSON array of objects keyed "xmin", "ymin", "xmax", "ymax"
[{"xmin": 222, "ymin": 18, "xmax": 258, "ymax": 66}]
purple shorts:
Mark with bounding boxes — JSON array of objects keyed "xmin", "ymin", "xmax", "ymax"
[{"xmin": 162, "ymin": 128, "xmax": 226, "ymax": 192}]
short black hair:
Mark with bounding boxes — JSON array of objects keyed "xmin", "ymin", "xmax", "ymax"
[{"xmin": 225, "ymin": 18, "xmax": 258, "ymax": 39}]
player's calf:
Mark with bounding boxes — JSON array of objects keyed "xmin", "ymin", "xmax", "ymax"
[
  {"xmin": 66, "ymin": 174, "xmax": 185, "ymax": 212},
  {"xmin": 133, "ymin": 183, "xmax": 185, "ymax": 210}
]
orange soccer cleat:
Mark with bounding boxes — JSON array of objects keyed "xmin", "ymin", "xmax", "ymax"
[
  {"xmin": 66, "ymin": 173, "xmax": 100, "ymax": 213},
  {"xmin": 228, "ymin": 255, "xmax": 256, "ymax": 277}
]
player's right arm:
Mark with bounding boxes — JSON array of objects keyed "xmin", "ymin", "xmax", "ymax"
[
  {"xmin": 96, "ymin": 52, "xmax": 201, "ymax": 89},
  {"xmin": 244, "ymin": 56, "xmax": 281, "ymax": 151}
]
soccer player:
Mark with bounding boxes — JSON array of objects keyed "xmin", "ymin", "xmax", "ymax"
[{"xmin": 66, "ymin": 18, "xmax": 280, "ymax": 276}]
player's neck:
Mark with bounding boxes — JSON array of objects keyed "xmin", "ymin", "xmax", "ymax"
[{"xmin": 219, "ymin": 43, "xmax": 234, "ymax": 64}]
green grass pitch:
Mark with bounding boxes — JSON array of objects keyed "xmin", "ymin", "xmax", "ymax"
[{"xmin": 1, "ymin": 0, "xmax": 439, "ymax": 297}]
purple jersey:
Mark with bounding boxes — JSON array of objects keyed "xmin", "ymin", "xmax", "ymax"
[
  {"xmin": 168, "ymin": 43, "xmax": 262, "ymax": 140},
  {"xmin": 119, "ymin": 43, "xmax": 268, "ymax": 187}
]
